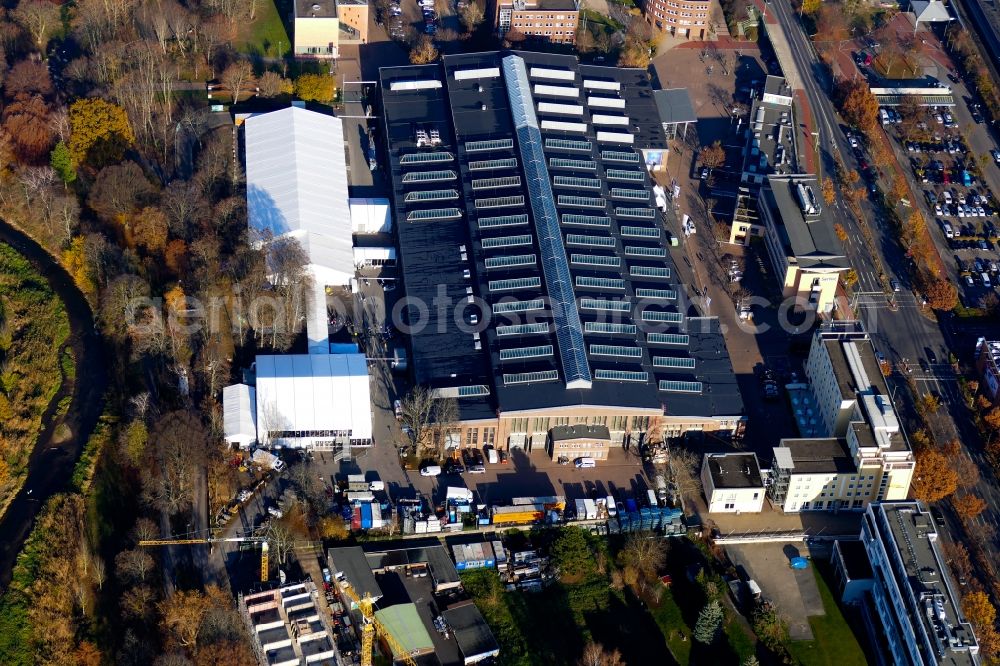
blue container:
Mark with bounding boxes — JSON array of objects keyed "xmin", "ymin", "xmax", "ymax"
[
  {"xmin": 626, "ymin": 499, "xmax": 638, "ymax": 513},
  {"xmin": 361, "ymin": 503, "xmax": 373, "ymax": 529}
]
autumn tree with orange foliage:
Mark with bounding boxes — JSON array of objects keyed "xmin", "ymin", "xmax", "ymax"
[
  {"xmin": 962, "ymin": 590, "xmax": 1000, "ymax": 660},
  {"xmin": 953, "ymin": 493, "xmax": 987, "ymax": 522},
  {"xmin": 911, "ymin": 449, "xmax": 959, "ymax": 503},
  {"xmin": 822, "ymin": 178, "xmax": 837, "ymax": 205},
  {"xmin": 834, "ymin": 78, "xmax": 879, "ymax": 132},
  {"xmin": 923, "ymin": 278, "xmax": 958, "ymax": 311}
]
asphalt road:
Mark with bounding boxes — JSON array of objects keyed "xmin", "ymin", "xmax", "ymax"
[{"xmin": 770, "ymin": 0, "xmax": 1000, "ymax": 553}]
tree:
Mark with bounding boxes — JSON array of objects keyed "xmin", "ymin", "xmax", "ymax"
[
  {"xmin": 221, "ymin": 60, "xmax": 256, "ymax": 103},
  {"xmin": 399, "ymin": 385, "xmax": 436, "ymax": 451},
  {"xmin": 459, "ymin": 1, "xmax": 485, "ymax": 32},
  {"xmin": 131, "ymin": 206, "xmax": 170, "ymax": 254},
  {"xmin": 700, "ymin": 141, "xmax": 726, "ymax": 170},
  {"xmin": 145, "ymin": 411, "xmax": 209, "ymax": 515},
  {"xmin": 3, "ymin": 93, "xmax": 53, "ymax": 163},
  {"xmin": 911, "ymin": 449, "xmax": 959, "ymax": 503},
  {"xmin": 693, "ymin": 600, "xmax": 724, "ymax": 644},
  {"xmin": 924, "ymin": 278, "xmax": 958, "ymax": 311},
  {"xmin": 258, "ymin": 71, "xmax": 293, "ymax": 98},
  {"xmin": 800, "ymin": 0, "xmax": 821, "ymax": 14},
  {"xmin": 919, "ymin": 392, "xmax": 941, "ymax": 414},
  {"xmin": 834, "ymin": 78, "xmax": 879, "ymax": 132},
  {"xmin": 88, "ymin": 161, "xmax": 155, "ymax": 224},
  {"xmin": 12, "ymin": 0, "xmax": 61, "ymax": 51},
  {"xmin": 618, "ymin": 36, "xmax": 650, "ymax": 69},
  {"xmin": 822, "ymin": 177, "xmax": 837, "ymax": 205},
  {"xmin": 158, "ymin": 587, "xmax": 219, "ymax": 650},
  {"xmin": 962, "ymin": 591, "xmax": 1000, "ymax": 659},
  {"xmin": 50, "ymin": 141, "xmax": 76, "ymax": 184},
  {"xmin": 576, "ymin": 27, "xmax": 597, "ymax": 53},
  {"xmin": 578, "ymin": 642, "xmax": 624, "ymax": 666},
  {"xmin": 121, "ymin": 419, "xmax": 150, "ymax": 467},
  {"xmin": 115, "ymin": 548, "xmax": 156, "ymax": 584},
  {"xmin": 619, "ymin": 532, "xmax": 667, "ymax": 580},
  {"xmin": 897, "ymin": 94, "xmax": 922, "ymax": 123},
  {"xmin": 752, "ymin": 601, "xmax": 789, "ymax": 652},
  {"xmin": 551, "ymin": 527, "xmax": 596, "ymax": 580},
  {"xmin": 295, "ymin": 73, "xmax": 336, "ymax": 103},
  {"xmin": 952, "ymin": 493, "xmax": 987, "ymax": 522},
  {"xmin": 68, "ymin": 98, "xmax": 135, "ymax": 167},
  {"xmin": 409, "ymin": 35, "xmax": 438, "ymax": 64},
  {"xmin": 984, "ymin": 406, "xmax": 1000, "ymax": 432}
]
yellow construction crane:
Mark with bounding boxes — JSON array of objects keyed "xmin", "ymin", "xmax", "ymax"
[
  {"xmin": 337, "ymin": 581, "xmax": 417, "ymax": 666},
  {"xmin": 139, "ymin": 535, "xmax": 270, "ymax": 582}
]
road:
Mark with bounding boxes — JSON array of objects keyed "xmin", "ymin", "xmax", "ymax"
[
  {"xmin": 0, "ymin": 220, "xmax": 109, "ymax": 591},
  {"xmin": 769, "ymin": 0, "xmax": 1000, "ymax": 555}
]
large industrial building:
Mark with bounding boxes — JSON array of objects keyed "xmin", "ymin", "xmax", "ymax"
[
  {"xmin": 769, "ymin": 324, "xmax": 914, "ymax": 513},
  {"xmin": 833, "ymin": 502, "xmax": 979, "ymax": 665},
  {"xmin": 378, "ymin": 51, "xmax": 744, "ymax": 455}
]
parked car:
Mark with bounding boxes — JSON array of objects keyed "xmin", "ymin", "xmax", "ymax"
[
  {"xmin": 420, "ymin": 465, "xmax": 442, "ymax": 477},
  {"xmin": 394, "ymin": 399, "xmax": 403, "ymax": 420},
  {"xmin": 891, "ymin": 279, "xmax": 901, "ymax": 292}
]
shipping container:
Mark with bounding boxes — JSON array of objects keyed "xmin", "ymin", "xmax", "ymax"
[
  {"xmin": 352, "ymin": 506, "xmax": 362, "ymax": 531},
  {"xmin": 583, "ymin": 499, "xmax": 598, "ymax": 520},
  {"xmin": 512, "ymin": 496, "xmax": 566, "ymax": 510},
  {"xmin": 371, "ymin": 503, "xmax": 383, "ymax": 529},
  {"xmin": 360, "ymin": 503, "xmax": 373, "ymax": 529},
  {"xmin": 347, "ymin": 474, "xmax": 368, "ymax": 492}
]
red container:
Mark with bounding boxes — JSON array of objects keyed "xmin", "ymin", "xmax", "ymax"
[{"xmin": 352, "ymin": 506, "xmax": 362, "ymax": 531}]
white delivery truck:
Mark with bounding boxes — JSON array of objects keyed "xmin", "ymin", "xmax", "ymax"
[{"xmin": 251, "ymin": 449, "xmax": 285, "ymax": 472}]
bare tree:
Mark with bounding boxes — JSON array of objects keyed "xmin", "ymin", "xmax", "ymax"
[
  {"xmin": 578, "ymin": 642, "xmax": 624, "ymax": 666},
  {"xmin": 400, "ymin": 385, "xmax": 436, "ymax": 451},
  {"xmin": 221, "ymin": 59, "xmax": 256, "ymax": 103},
  {"xmin": 669, "ymin": 445, "xmax": 702, "ymax": 499},
  {"xmin": 12, "ymin": 0, "xmax": 61, "ymax": 51},
  {"xmin": 115, "ymin": 548, "xmax": 156, "ymax": 584}
]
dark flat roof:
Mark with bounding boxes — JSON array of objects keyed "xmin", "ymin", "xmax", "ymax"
[
  {"xmin": 705, "ymin": 452, "xmax": 763, "ymax": 488},
  {"xmin": 835, "ymin": 539, "xmax": 873, "ymax": 581},
  {"xmin": 328, "ymin": 546, "xmax": 383, "ymax": 600},
  {"xmin": 653, "ymin": 88, "xmax": 696, "ymax": 125},
  {"xmin": 551, "ymin": 424, "xmax": 611, "ymax": 441},
  {"xmin": 363, "ymin": 541, "xmax": 461, "ymax": 586},
  {"xmin": 442, "ymin": 602, "xmax": 500, "ymax": 661},
  {"xmin": 823, "ymin": 337, "xmax": 889, "ymax": 400},
  {"xmin": 761, "ymin": 176, "xmax": 848, "ymax": 269},
  {"xmin": 380, "ymin": 52, "xmax": 741, "ymax": 422},
  {"xmin": 778, "ymin": 438, "xmax": 857, "ymax": 474}
]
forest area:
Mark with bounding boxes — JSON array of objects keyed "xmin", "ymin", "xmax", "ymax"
[{"xmin": 0, "ymin": 0, "xmax": 325, "ymax": 663}]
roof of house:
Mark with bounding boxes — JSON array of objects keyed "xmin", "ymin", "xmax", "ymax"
[
  {"xmin": 244, "ymin": 107, "xmax": 353, "ymax": 282},
  {"xmin": 255, "ymin": 354, "xmax": 372, "ymax": 442},
  {"xmin": 653, "ymin": 88, "xmax": 697, "ymax": 125},
  {"xmin": 704, "ymin": 452, "xmax": 764, "ymax": 489},
  {"xmin": 761, "ymin": 175, "xmax": 849, "ymax": 270},
  {"xmin": 443, "ymin": 602, "xmax": 501, "ymax": 661}
]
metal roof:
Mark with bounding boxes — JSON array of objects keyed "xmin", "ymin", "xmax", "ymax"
[
  {"xmin": 254, "ymin": 354, "xmax": 372, "ymax": 444},
  {"xmin": 653, "ymin": 88, "xmax": 697, "ymax": 125},
  {"xmin": 223, "ymin": 383, "xmax": 257, "ymax": 445},
  {"xmin": 244, "ymin": 107, "xmax": 353, "ymax": 283}
]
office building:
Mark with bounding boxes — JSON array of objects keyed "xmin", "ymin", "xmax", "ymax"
[
  {"xmin": 974, "ymin": 337, "xmax": 1000, "ymax": 403},
  {"xmin": 730, "ymin": 76, "xmax": 798, "ymax": 245},
  {"xmin": 832, "ymin": 502, "xmax": 979, "ymax": 665},
  {"xmin": 293, "ymin": 0, "xmax": 369, "ymax": 59},
  {"xmin": 379, "ymin": 51, "xmax": 744, "ymax": 455},
  {"xmin": 495, "ymin": 0, "xmax": 581, "ymax": 45},
  {"xmin": 641, "ymin": 0, "xmax": 710, "ymax": 38},
  {"xmin": 758, "ymin": 174, "xmax": 849, "ymax": 313},
  {"xmin": 769, "ymin": 324, "xmax": 914, "ymax": 512},
  {"xmin": 701, "ymin": 452, "xmax": 765, "ymax": 514}
]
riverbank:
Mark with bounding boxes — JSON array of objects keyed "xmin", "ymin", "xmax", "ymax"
[{"xmin": 0, "ymin": 220, "xmax": 108, "ymax": 591}]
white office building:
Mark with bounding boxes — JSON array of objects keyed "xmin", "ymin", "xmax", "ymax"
[
  {"xmin": 832, "ymin": 502, "xmax": 979, "ymax": 665},
  {"xmin": 701, "ymin": 452, "xmax": 765, "ymax": 514}
]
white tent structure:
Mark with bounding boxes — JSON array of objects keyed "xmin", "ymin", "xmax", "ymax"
[
  {"xmin": 244, "ymin": 107, "xmax": 354, "ymax": 287},
  {"xmin": 223, "ymin": 383, "xmax": 257, "ymax": 448},
  {"xmin": 349, "ymin": 198, "xmax": 393, "ymax": 234},
  {"xmin": 911, "ymin": 0, "xmax": 952, "ymax": 26},
  {"xmin": 254, "ymin": 353, "xmax": 373, "ymax": 449}
]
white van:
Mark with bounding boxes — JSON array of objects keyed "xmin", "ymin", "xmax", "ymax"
[
  {"xmin": 420, "ymin": 465, "xmax": 442, "ymax": 477},
  {"xmin": 606, "ymin": 496, "xmax": 617, "ymax": 517},
  {"xmin": 943, "ymin": 223, "xmax": 954, "ymax": 238},
  {"xmin": 880, "ymin": 108, "xmax": 890, "ymax": 125},
  {"xmin": 486, "ymin": 448, "xmax": 499, "ymax": 464},
  {"xmin": 574, "ymin": 457, "xmax": 596, "ymax": 468},
  {"xmin": 983, "ymin": 273, "xmax": 992, "ymax": 288}
]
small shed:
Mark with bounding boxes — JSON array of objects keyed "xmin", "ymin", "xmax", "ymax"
[
  {"xmin": 349, "ymin": 198, "xmax": 392, "ymax": 234},
  {"xmin": 223, "ymin": 383, "xmax": 257, "ymax": 448}
]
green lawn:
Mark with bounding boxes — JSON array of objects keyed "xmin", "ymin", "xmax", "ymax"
[
  {"xmin": 237, "ymin": 0, "xmax": 291, "ymax": 58},
  {"xmin": 647, "ymin": 586, "xmax": 692, "ymax": 664},
  {"xmin": 787, "ymin": 567, "xmax": 867, "ymax": 666}
]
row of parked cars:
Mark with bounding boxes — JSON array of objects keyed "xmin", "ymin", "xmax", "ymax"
[
  {"xmin": 927, "ymin": 189, "xmax": 995, "ymax": 222},
  {"xmin": 420, "ymin": 447, "xmax": 506, "ymax": 476}
]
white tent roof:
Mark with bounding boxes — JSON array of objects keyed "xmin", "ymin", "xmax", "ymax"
[
  {"xmin": 912, "ymin": 0, "xmax": 951, "ymax": 22},
  {"xmin": 255, "ymin": 354, "xmax": 372, "ymax": 442},
  {"xmin": 245, "ymin": 107, "xmax": 353, "ymax": 281},
  {"xmin": 223, "ymin": 383, "xmax": 257, "ymax": 444},
  {"xmin": 349, "ymin": 198, "xmax": 392, "ymax": 234}
]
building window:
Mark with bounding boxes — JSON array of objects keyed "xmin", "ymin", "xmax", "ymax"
[
  {"xmin": 466, "ymin": 429, "xmax": 479, "ymax": 447},
  {"xmin": 483, "ymin": 428, "xmax": 496, "ymax": 446},
  {"xmin": 724, "ymin": 502, "xmax": 735, "ymax": 509},
  {"xmin": 752, "ymin": 492, "xmax": 759, "ymax": 500},
  {"xmin": 801, "ymin": 502, "xmax": 811, "ymax": 510}
]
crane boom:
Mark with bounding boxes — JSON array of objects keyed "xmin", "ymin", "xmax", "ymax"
[{"xmin": 337, "ymin": 582, "xmax": 417, "ymax": 666}]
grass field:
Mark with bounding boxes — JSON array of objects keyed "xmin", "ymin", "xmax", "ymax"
[
  {"xmin": 237, "ymin": 0, "xmax": 291, "ymax": 58},
  {"xmin": 787, "ymin": 566, "xmax": 867, "ymax": 666}
]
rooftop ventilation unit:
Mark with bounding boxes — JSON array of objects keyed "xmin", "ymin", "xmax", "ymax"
[{"xmin": 796, "ymin": 182, "xmax": 821, "ymax": 216}]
